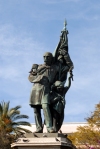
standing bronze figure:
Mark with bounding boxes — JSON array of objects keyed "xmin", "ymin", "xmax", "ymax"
[{"xmin": 28, "ymin": 20, "xmax": 74, "ymax": 133}]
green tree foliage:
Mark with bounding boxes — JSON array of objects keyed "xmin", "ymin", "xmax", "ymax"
[
  {"xmin": 68, "ymin": 102, "xmax": 100, "ymax": 149},
  {"xmin": 0, "ymin": 101, "xmax": 32, "ymax": 149}
]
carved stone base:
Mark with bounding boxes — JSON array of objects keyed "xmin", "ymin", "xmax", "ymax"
[{"xmin": 11, "ymin": 133, "xmax": 76, "ymax": 149}]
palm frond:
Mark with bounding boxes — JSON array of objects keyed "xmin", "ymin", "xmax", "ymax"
[
  {"xmin": 14, "ymin": 126, "xmax": 32, "ymax": 133},
  {"xmin": 0, "ymin": 101, "xmax": 31, "ymax": 136},
  {"xmin": 8, "ymin": 110, "xmax": 20, "ymax": 119},
  {"xmin": 13, "ymin": 105, "xmax": 21, "ymax": 111},
  {"xmin": 2, "ymin": 101, "xmax": 10, "ymax": 116},
  {"xmin": 12, "ymin": 115, "xmax": 29, "ymax": 121},
  {"xmin": 10, "ymin": 122, "xmax": 19, "ymax": 127},
  {"xmin": 8, "ymin": 105, "xmax": 21, "ymax": 115},
  {"xmin": 13, "ymin": 121, "xmax": 31, "ymax": 126}
]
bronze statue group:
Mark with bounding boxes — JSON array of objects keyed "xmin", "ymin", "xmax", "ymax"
[{"xmin": 28, "ymin": 22, "xmax": 74, "ymax": 133}]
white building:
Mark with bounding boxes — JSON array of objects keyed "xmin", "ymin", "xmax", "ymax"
[{"xmin": 22, "ymin": 122, "xmax": 88, "ymax": 134}]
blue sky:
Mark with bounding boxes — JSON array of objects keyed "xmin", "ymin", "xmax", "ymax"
[{"xmin": 0, "ymin": 0, "xmax": 100, "ymax": 123}]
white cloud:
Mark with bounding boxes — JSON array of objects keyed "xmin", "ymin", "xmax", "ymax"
[
  {"xmin": 0, "ymin": 24, "xmax": 48, "ymax": 105},
  {"xmin": 0, "ymin": 24, "xmax": 47, "ymax": 81}
]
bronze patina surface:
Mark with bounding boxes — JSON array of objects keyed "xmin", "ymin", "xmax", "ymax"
[{"xmin": 28, "ymin": 21, "xmax": 74, "ymax": 133}]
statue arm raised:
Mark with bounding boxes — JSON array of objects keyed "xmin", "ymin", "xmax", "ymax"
[{"xmin": 64, "ymin": 72, "xmax": 73, "ymax": 93}]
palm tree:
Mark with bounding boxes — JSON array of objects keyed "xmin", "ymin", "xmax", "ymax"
[{"xmin": 0, "ymin": 101, "xmax": 31, "ymax": 136}]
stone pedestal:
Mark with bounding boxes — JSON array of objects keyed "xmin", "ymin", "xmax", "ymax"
[{"xmin": 11, "ymin": 133, "xmax": 76, "ymax": 149}]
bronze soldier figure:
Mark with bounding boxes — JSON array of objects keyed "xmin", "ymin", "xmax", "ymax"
[
  {"xmin": 28, "ymin": 21, "xmax": 74, "ymax": 133},
  {"xmin": 28, "ymin": 52, "xmax": 59, "ymax": 133}
]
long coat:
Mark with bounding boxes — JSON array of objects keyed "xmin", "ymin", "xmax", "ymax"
[{"xmin": 28, "ymin": 64, "xmax": 59, "ymax": 107}]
